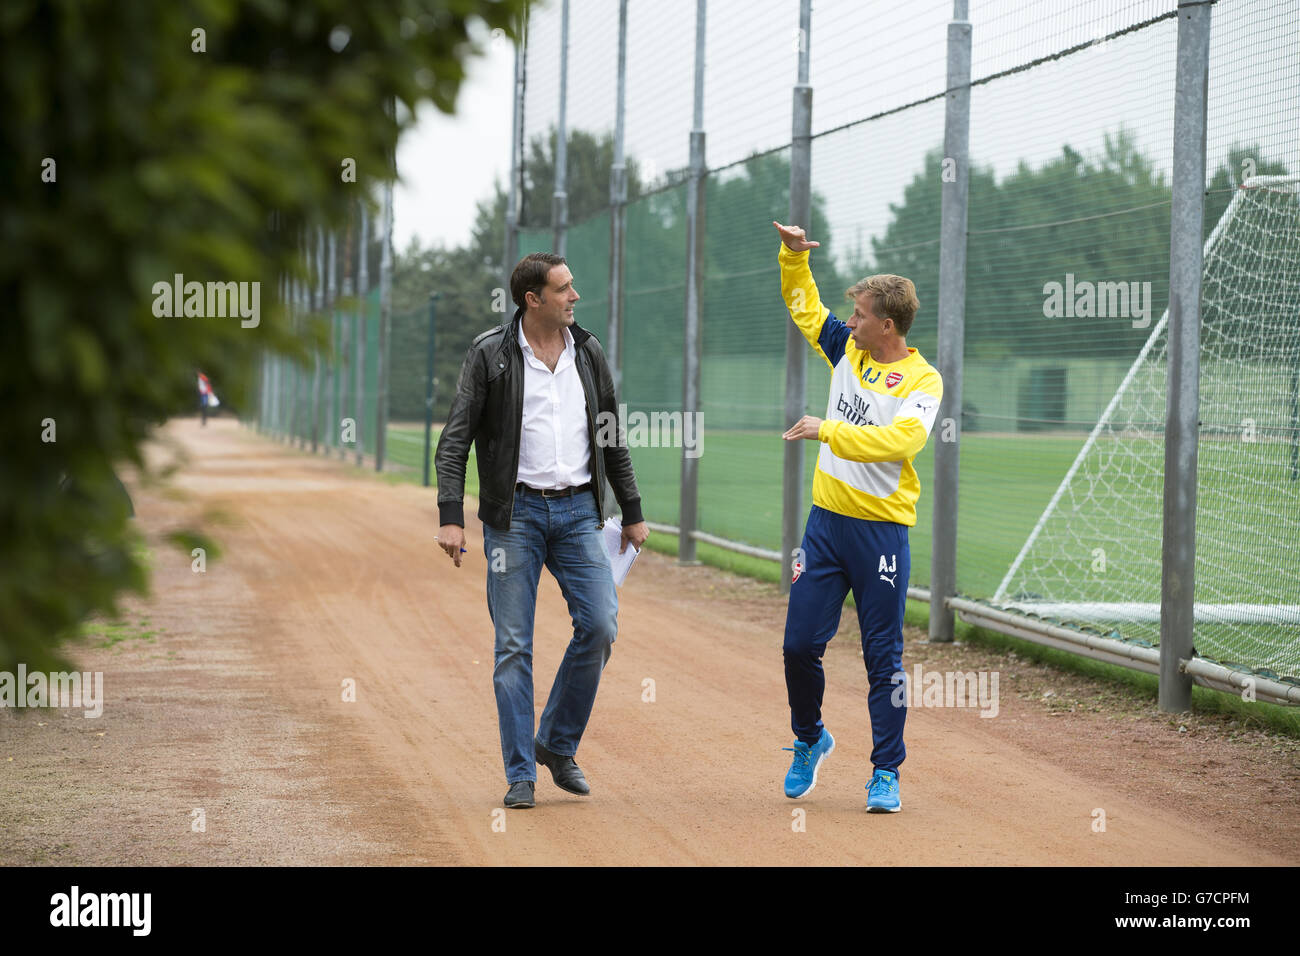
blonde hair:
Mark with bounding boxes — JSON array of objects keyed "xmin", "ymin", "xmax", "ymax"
[{"xmin": 846, "ymin": 274, "xmax": 919, "ymax": 336}]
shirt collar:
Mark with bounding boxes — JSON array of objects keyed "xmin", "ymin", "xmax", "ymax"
[{"xmin": 517, "ymin": 322, "xmax": 575, "ymax": 356}]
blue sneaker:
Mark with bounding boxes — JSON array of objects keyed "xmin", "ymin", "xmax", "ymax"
[
  {"xmin": 782, "ymin": 729, "xmax": 834, "ymax": 798},
  {"xmin": 866, "ymin": 769, "xmax": 901, "ymax": 812}
]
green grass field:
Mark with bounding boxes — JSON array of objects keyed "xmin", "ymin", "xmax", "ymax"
[{"xmin": 382, "ymin": 426, "xmax": 479, "ymax": 491}]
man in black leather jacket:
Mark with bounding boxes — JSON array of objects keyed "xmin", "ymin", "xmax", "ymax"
[{"xmin": 435, "ymin": 252, "xmax": 649, "ymax": 810}]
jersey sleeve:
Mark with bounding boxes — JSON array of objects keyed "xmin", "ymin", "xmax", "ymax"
[
  {"xmin": 779, "ymin": 244, "xmax": 851, "ymax": 369},
  {"xmin": 817, "ymin": 368, "xmax": 944, "ymax": 463}
]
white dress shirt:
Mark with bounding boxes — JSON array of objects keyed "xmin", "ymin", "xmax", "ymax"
[{"xmin": 515, "ymin": 323, "xmax": 593, "ymax": 489}]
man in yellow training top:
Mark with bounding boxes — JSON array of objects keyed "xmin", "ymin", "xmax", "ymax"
[{"xmin": 773, "ymin": 220, "xmax": 944, "ymax": 813}]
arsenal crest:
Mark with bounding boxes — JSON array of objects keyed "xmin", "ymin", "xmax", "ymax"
[{"xmin": 884, "ymin": 371, "xmax": 903, "ymax": 389}]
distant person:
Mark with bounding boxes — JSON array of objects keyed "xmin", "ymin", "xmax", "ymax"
[
  {"xmin": 197, "ymin": 372, "xmax": 219, "ymax": 425},
  {"xmin": 435, "ymin": 252, "xmax": 648, "ymax": 810},
  {"xmin": 773, "ymin": 220, "xmax": 944, "ymax": 813}
]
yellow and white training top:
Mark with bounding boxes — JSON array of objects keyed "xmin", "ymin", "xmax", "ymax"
[{"xmin": 779, "ymin": 244, "xmax": 944, "ymax": 527}]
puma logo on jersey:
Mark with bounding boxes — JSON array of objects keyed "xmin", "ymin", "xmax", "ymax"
[{"xmin": 880, "ymin": 573, "xmax": 896, "ymax": 588}]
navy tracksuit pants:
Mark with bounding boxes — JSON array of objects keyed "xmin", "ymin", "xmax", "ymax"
[{"xmin": 783, "ymin": 505, "xmax": 909, "ymax": 777}]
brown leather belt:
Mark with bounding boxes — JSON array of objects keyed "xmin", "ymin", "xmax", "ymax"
[{"xmin": 516, "ymin": 482, "xmax": 593, "ymax": 498}]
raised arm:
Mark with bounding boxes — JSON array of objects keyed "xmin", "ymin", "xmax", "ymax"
[{"xmin": 774, "ymin": 221, "xmax": 851, "ymax": 370}]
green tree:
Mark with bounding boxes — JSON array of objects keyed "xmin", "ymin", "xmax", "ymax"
[
  {"xmin": 387, "ymin": 232, "xmax": 506, "ymax": 423},
  {"xmin": 519, "ymin": 127, "xmax": 645, "ymax": 228},
  {"xmin": 581, "ymin": 150, "xmax": 845, "ymax": 422},
  {"xmin": 862, "ymin": 149, "xmax": 1001, "ymax": 361},
  {"xmin": 872, "ymin": 130, "xmax": 1174, "ymax": 362},
  {"xmin": 390, "ymin": 128, "xmax": 648, "ymax": 424},
  {"xmin": 703, "ymin": 151, "xmax": 844, "ymax": 353},
  {"xmin": 869, "ymin": 133, "xmax": 1291, "ymax": 430},
  {"xmin": 1, "ymin": 0, "xmax": 528, "ymax": 675},
  {"xmin": 873, "ymin": 134, "xmax": 1292, "ymax": 367}
]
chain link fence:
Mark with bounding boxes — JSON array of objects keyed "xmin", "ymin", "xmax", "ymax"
[
  {"xmin": 255, "ymin": 201, "xmax": 392, "ymax": 468},
  {"xmin": 513, "ymin": 0, "xmax": 1300, "ymax": 696}
]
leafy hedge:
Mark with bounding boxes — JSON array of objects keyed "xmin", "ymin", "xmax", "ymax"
[{"xmin": 0, "ymin": 0, "xmax": 527, "ymax": 673}]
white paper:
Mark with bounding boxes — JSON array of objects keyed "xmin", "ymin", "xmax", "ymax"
[{"xmin": 601, "ymin": 516, "xmax": 639, "ymax": 587}]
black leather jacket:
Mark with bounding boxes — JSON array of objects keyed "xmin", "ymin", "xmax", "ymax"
[{"xmin": 435, "ymin": 307, "xmax": 644, "ymax": 532}]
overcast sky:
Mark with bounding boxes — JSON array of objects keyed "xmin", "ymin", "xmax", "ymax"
[{"xmin": 393, "ymin": 26, "xmax": 514, "ymax": 255}]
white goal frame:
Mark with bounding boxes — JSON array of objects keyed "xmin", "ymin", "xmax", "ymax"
[{"xmin": 992, "ymin": 175, "xmax": 1300, "ymax": 626}]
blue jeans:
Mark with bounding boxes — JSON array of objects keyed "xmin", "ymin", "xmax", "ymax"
[{"xmin": 483, "ymin": 487, "xmax": 619, "ymax": 784}]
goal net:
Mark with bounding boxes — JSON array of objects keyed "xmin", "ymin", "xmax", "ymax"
[{"xmin": 993, "ymin": 176, "xmax": 1300, "ymax": 681}]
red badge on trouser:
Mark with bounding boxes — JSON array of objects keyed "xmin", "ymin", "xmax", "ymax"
[
  {"xmin": 792, "ymin": 559, "xmax": 804, "ymax": 584},
  {"xmin": 885, "ymin": 371, "xmax": 903, "ymax": 389}
]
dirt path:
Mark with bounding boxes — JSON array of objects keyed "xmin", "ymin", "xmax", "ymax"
[{"xmin": 2, "ymin": 417, "xmax": 1296, "ymax": 865}]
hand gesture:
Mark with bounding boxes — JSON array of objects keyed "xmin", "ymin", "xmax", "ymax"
[
  {"xmin": 773, "ymin": 220, "xmax": 820, "ymax": 253},
  {"xmin": 783, "ymin": 415, "xmax": 824, "ymax": 442},
  {"xmin": 437, "ymin": 524, "xmax": 467, "ymax": 568}
]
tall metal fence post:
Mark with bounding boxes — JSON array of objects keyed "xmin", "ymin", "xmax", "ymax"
[
  {"xmin": 929, "ymin": 0, "xmax": 972, "ymax": 643},
  {"xmin": 279, "ymin": 351, "xmax": 286, "ymax": 438},
  {"xmin": 607, "ymin": 0, "xmax": 629, "ymax": 399},
  {"xmin": 1159, "ymin": 0, "xmax": 1213, "ymax": 713},
  {"xmin": 679, "ymin": 0, "xmax": 706, "ymax": 565},
  {"xmin": 295, "ymin": 274, "xmax": 304, "ymax": 442},
  {"xmin": 311, "ymin": 227, "xmax": 324, "ymax": 453},
  {"xmin": 298, "ymin": 273, "xmax": 310, "ymax": 447},
  {"xmin": 265, "ymin": 278, "xmax": 280, "ymax": 434},
  {"xmin": 504, "ymin": 16, "xmax": 525, "ymax": 290},
  {"xmin": 355, "ymin": 202, "xmax": 368, "ymax": 467},
  {"xmin": 261, "ymin": 348, "xmax": 269, "ymax": 434},
  {"xmin": 275, "ymin": 353, "xmax": 283, "ymax": 438},
  {"xmin": 782, "ymin": 0, "xmax": 813, "ymax": 597},
  {"xmin": 269, "ymin": 278, "xmax": 280, "ymax": 436},
  {"xmin": 288, "ymin": 277, "xmax": 300, "ymax": 446},
  {"xmin": 283, "ymin": 281, "xmax": 293, "ymax": 442},
  {"xmin": 423, "ymin": 292, "xmax": 440, "ymax": 488},
  {"xmin": 284, "ymin": 340, "xmax": 291, "ymax": 441},
  {"xmin": 377, "ymin": 171, "xmax": 394, "ymax": 472},
  {"xmin": 327, "ymin": 231, "xmax": 339, "ymax": 453},
  {"xmin": 262, "ymin": 349, "xmax": 267, "ymax": 434},
  {"xmin": 275, "ymin": 273, "xmax": 286, "ymax": 439},
  {"xmin": 340, "ymin": 220, "xmax": 354, "ymax": 461},
  {"xmin": 552, "ymin": 0, "xmax": 570, "ymax": 257}
]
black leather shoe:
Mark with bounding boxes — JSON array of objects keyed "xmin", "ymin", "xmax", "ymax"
[
  {"xmin": 535, "ymin": 741, "xmax": 591, "ymax": 796},
  {"xmin": 504, "ymin": 780, "xmax": 535, "ymax": 809}
]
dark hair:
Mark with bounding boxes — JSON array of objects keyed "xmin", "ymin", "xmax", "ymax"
[{"xmin": 510, "ymin": 252, "xmax": 567, "ymax": 308}]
